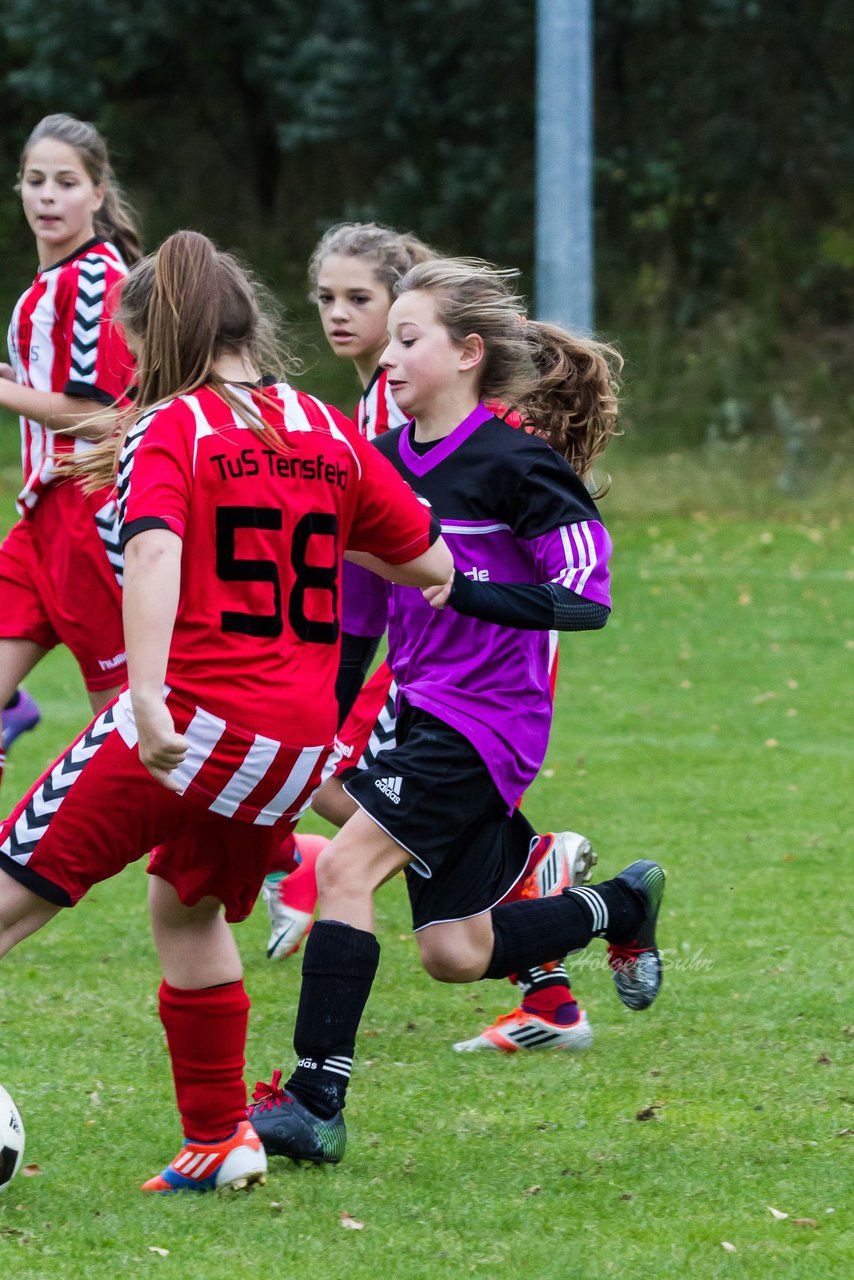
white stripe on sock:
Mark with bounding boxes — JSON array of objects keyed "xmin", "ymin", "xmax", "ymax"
[{"xmin": 568, "ymin": 886, "xmax": 608, "ymax": 933}]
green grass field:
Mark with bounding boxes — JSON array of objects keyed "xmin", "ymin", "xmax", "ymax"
[{"xmin": 0, "ymin": 426, "xmax": 850, "ymax": 1278}]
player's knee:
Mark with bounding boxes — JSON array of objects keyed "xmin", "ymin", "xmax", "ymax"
[{"xmin": 419, "ymin": 937, "xmax": 486, "ymax": 984}]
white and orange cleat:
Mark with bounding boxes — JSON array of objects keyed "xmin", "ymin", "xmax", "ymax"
[
  {"xmin": 262, "ymin": 833, "xmax": 326, "ymax": 960},
  {"xmin": 453, "ymin": 1007, "xmax": 593, "ymax": 1053},
  {"xmin": 521, "ymin": 831, "xmax": 597, "ymax": 900},
  {"xmin": 141, "ymin": 1120, "xmax": 267, "ymax": 1194}
]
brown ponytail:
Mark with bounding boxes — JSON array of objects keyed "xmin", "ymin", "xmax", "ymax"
[
  {"xmin": 78, "ymin": 230, "xmax": 296, "ymax": 490},
  {"xmin": 517, "ymin": 322, "xmax": 621, "ymax": 480},
  {"xmin": 396, "ymin": 258, "xmax": 622, "ymax": 483}
]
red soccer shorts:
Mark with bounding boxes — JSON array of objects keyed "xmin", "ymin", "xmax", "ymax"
[
  {"xmin": 0, "ymin": 480, "xmax": 127, "ymax": 691},
  {"xmin": 0, "ymin": 702, "xmax": 288, "ymax": 922}
]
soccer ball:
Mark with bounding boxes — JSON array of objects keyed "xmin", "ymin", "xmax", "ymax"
[{"xmin": 0, "ymin": 1085, "xmax": 25, "ymax": 1192}]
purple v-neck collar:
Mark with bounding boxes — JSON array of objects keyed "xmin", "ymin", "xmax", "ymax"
[{"xmin": 399, "ymin": 402, "xmax": 493, "ymax": 476}]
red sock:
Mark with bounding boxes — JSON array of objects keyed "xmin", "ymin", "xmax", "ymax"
[
  {"xmin": 278, "ymin": 833, "xmax": 326, "ymax": 913},
  {"xmin": 265, "ymin": 831, "xmax": 299, "ymax": 876},
  {"xmin": 158, "ymin": 979, "xmax": 250, "ymax": 1142},
  {"xmin": 521, "ymin": 983, "xmax": 580, "ymax": 1027}
]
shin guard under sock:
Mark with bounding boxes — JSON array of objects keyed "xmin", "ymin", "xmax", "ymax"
[
  {"xmin": 286, "ymin": 920, "xmax": 380, "ymax": 1118},
  {"xmin": 159, "ymin": 979, "xmax": 250, "ymax": 1141},
  {"xmin": 485, "ymin": 878, "xmax": 643, "ymax": 979}
]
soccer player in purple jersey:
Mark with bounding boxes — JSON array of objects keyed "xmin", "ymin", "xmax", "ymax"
[
  {"xmin": 269, "ymin": 231, "xmax": 599, "ymax": 1057},
  {"xmin": 250, "ymin": 259, "xmax": 667, "ymax": 1165}
]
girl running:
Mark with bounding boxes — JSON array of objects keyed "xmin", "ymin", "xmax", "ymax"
[
  {"xmin": 265, "ymin": 228, "xmax": 598, "ymax": 1059},
  {"xmin": 0, "ymin": 231, "xmax": 449, "ymax": 1194},
  {"xmin": 0, "ymin": 114, "xmax": 140, "ymax": 780},
  {"xmin": 250, "ymin": 258, "xmax": 666, "ymax": 1166}
]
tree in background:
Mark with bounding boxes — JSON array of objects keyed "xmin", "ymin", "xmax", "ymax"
[{"xmin": 2, "ymin": 0, "xmax": 852, "ymax": 439}]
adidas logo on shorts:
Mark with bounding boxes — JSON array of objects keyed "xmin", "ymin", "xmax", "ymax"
[{"xmin": 374, "ymin": 775, "xmax": 402, "ymax": 804}]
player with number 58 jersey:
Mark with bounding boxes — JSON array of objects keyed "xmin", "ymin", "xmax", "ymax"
[{"xmin": 0, "ymin": 231, "xmax": 450, "ymax": 1195}]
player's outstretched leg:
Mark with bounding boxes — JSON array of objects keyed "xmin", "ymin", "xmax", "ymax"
[
  {"xmin": 485, "ymin": 859, "xmax": 666, "ymax": 1013},
  {"xmin": 454, "ymin": 832, "xmax": 596, "ymax": 1052}
]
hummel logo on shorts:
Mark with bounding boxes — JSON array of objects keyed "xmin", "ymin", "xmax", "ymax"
[{"xmin": 374, "ymin": 775, "xmax": 402, "ymax": 804}]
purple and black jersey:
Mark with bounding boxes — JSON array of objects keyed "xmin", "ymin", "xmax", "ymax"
[{"xmin": 373, "ymin": 403, "xmax": 612, "ymax": 809}]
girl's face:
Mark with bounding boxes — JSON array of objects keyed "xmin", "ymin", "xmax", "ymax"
[
  {"xmin": 382, "ymin": 290, "xmax": 471, "ymax": 417},
  {"xmin": 315, "ymin": 255, "xmax": 391, "ymax": 366},
  {"xmin": 20, "ymin": 138, "xmax": 104, "ymax": 268}
]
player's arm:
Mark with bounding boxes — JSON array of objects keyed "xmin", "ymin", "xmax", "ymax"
[
  {"xmin": 0, "ymin": 371, "xmax": 116, "ymax": 438},
  {"xmin": 345, "ymin": 523, "xmax": 452, "ymax": 588},
  {"xmin": 425, "ymin": 449, "xmax": 612, "ymax": 631},
  {"xmin": 425, "ymin": 570, "xmax": 609, "ymax": 631},
  {"xmin": 0, "ymin": 262, "xmax": 134, "ymax": 438},
  {"xmin": 118, "ymin": 404, "xmax": 193, "ymax": 789},
  {"xmin": 122, "ymin": 528, "xmax": 188, "ymax": 790}
]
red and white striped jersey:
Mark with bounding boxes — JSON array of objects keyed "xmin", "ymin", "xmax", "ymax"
[
  {"xmin": 113, "ymin": 688, "xmax": 330, "ymax": 826},
  {"xmin": 7, "ymin": 237, "xmax": 134, "ymax": 511},
  {"xmin": 355, "ymin": 367, "xmax": 409, "ymax": 440},
  {"xmin": 117, "ymin": 381, "xmax": 434, "ymax": 769}
]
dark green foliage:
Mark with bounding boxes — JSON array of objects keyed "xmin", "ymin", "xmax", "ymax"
[{"xmin": 1, "ymin": 2, "xmax": 852, "ymax": 441}]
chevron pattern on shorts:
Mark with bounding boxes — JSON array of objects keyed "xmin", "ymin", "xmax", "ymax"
[
  {"xmin": 69, "ymin": 256, "xmax": 107, "ymax": 385},
  {"xmin": 0, "ymin": 705, "xmax": 115, "ymax": 866},
  {"xmin": 360, "ymin": 680, "xmax": 399, "ymax": 770}
]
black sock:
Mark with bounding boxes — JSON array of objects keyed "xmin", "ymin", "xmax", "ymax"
[
  {"xmin": 285, "ymin": 919, "xmax": 380, "ymax": 1118},
  {"xmin": 485, "ymin": 878, "xmax": 643, "ymax": 979}
]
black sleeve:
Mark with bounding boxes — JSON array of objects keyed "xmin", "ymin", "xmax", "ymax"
[{"xmin": 447, "ymin": 573, "xmax": 610, "ymax": 632}]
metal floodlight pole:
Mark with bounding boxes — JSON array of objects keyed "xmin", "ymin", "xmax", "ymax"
[{"xmin": 535, "ymin": 0, "xmax": 594, "ymax": 334}]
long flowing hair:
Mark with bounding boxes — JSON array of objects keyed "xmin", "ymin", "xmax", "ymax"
[
  {"xmin": 79, "ymin": 230, "xmax": 297, "ymax": 490},
  {"xmin": 397, "ymin": 258, "xmax": 622, "ymax": 483}
]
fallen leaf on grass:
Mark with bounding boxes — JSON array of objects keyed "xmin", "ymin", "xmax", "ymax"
[
  {"xmin": 340, "ymin": 1211, "xmax": 364, "ymax": 1231},
  {"xmin": 792, "ymin": 1218, "xmax": 818, "ymax": 1228},
  {"xmin": 721, "ymin": 1241, "xmax": 737, "ymax": 1253},
  {"xmin": 525, "ymin": 1185, "xmax": 542, "ymax": 1196},
  {"xmin": 619, "ymin": 1193, "xmax": 633, "ymax": 1201},
  {"xmin": 817, "ymin": 1053, "xmax": 831, "ymax": 1065},
  {"xmin": 767, "ymin": 1206, "xmax": 789, "ymax": 1220},
  {"xmin": 22, "ymin": 1164, "xmax": 42, "ymax": 1177},
  {"xmin": 635, "ymin": 1104, "xmax": 662, "ymax": 1122},
  {"xmin": 148, "ymin": 1247, "xmax": 170, "ymax": 1256},
  {"xmin": 269, "ymin": 1202, "xmax": 284, "ymax": 1214}
]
